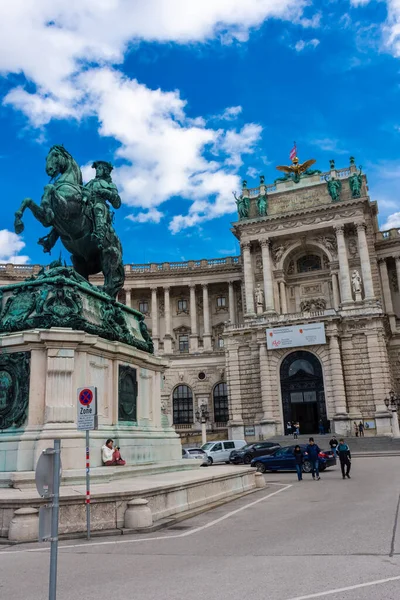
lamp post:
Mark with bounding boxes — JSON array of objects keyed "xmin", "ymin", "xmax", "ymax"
[
  {"xmin": 384, "ymin": 390, "xmax": 400, "ymax": 439},
  {"xmin": 195, "ymin": 403, "xmax": 210, "ymax": 446}
]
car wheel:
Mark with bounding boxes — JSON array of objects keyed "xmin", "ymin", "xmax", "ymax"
[
  {"xmin": 243, "ymin": 454, "xmax": 252, "ymax": 464},
  {"xmin": 254, "ymin": 462, "xmax": 266, "ymax": 473},
  {"xmin": 302, "ymin": 460, "xmax": 312, "ymax": 473},
  {"xmin": 207, "ymin": 457, "xmax": 213, "ymax": 466},
  {"xmin": 225, "ymin": 461, "xmax": 230, "ymax": 464}
]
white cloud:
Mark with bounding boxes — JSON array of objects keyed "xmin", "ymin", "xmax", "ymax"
[
  {"xmin": 126, "ymin": 208, "xmax": 164, "ymax": 224},
  {"xmin": 382, "ymin": 212, "xmax": 400, "ymax": 229},
  {"xmin": 310, "ymin": 137, "xmax": 348, "ymax": 154},
  {"xmin": 247, "ymin": 166, "xmax": 259, "ymax": 178},
  {"xmin": 294, "ymin": 38, "xmax": 320, "ymax": 52},
  {"xmin": 0, "ymin": 0, "xmax": 311, "ymax": 231},
  {"xmin": 0, "ymin": 230, "xmax": 30, "ymax": 264},
  {"xmin": 216, "ymin": 106, "xmax": 243, "ymax": 121}
]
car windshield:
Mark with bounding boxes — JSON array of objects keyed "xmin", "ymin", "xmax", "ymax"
[
  {"xmin": 238, "ymin": 444, "xmax": 252, "ymax": 451},
  {"xmin": 201, "ymin": 443, "xmax": 214, "ymax": 450}
]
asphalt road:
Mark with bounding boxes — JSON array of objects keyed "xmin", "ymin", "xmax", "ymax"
[{"xmin": 1, "ymin": 457, "xmax": 400, "ymax": 600}]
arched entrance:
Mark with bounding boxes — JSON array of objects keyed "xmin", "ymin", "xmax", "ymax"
[{"xmin": 280, "ymin": 351, "xmax": 327, "ymax": 435}]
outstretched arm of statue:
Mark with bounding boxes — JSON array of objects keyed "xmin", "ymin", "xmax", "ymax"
[{"xmin": 38, "ymin": 228, "xmax": 59, "ymax": 254}]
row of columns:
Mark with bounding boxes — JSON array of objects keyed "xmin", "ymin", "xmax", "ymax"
[
  {"xmin": 125, "ymin": 282, "xmax": 239, "ymax": 352},
  {"xmin": 241, "ymin": 221, "xmax": 376, "ymax": 316}
]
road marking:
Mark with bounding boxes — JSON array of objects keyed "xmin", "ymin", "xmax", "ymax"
[
  {"xmin": 0, "ymin": 484, "xmax": 292, "ymax": 555},
  {"xmin": 284, "ymin": 575, "xmax": 400, "ymax": 600}
]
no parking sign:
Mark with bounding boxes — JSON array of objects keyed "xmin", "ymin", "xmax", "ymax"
[{"xmin": 77, "ymin": 387, "xmax": 97, "ymax": 430}]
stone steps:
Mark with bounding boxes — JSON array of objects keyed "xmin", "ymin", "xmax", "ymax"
[{"xmin": 266, "ymin": 435, "xmax": 400, "ymax": 452}]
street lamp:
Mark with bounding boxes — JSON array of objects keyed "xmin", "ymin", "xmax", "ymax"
[
  {"xmin": 195, "ymin": 403, "xmax": 210, "ymax": 446},
  {"xmin": 384, "ymin": 390, "xmax": 400, "ymax": 439}
]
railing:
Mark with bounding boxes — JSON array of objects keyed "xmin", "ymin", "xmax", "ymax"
[
  {"xmin": 125, "ymin": 256, "xmax": 241, "ymax": 273},
  {"xmin": 244, "ymin": 166, "xmax": 354, "ymax": 195},
  {"xmin": 376, "ymin": 229, "xmax": 400, "ymax": 241},
  {"xmin": 214, "ymin": 422, "xmax": 228, "ymax": 428},
  {"xmin": 226, "ymin": 309, "xmax": 338, "ymax": 330},
  {"xmin": 174, "ymin": 423, "xmax": 192, "ymax": 429}
]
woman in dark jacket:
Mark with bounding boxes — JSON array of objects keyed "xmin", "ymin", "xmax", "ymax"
[{"xmin": 293, "ymin": 445, "xmax": 304, "ymax": 481}]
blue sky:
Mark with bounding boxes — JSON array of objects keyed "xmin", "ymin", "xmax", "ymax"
[{"xmin": 0, "ymin": 0, "xmax": 400, "ymax": 265}]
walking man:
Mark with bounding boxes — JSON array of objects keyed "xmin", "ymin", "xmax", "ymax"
[
  {"xmin": 329, "ymin": 435, "xmax": 338, "ymax": 458},
  {"xmin": 305, "ymin": 437, "xmax": 321, "ymax": 480},
  {"xmin": 337, "ymin": 438, "xmax": 351, "ymax": 479},
  {"xmin": 293, "ymin": 445, "xmax": 303, "ymax": 481},
  {"xmin": 358, "ymin": 421, "xmax": 365, "ymax": 437}
]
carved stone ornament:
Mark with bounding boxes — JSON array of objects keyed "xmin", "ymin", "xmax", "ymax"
[
  {"xmin": 0, "ymin": 352, "xmax": 30, "ymax": 430},
  {"xmin": 316, "ymin": 235, "xmax": 337, "ymax": 258},
  {"xmin": 347, "ymin": 238, "xmax": 358, "ymax": 257},
  {"xmin": 300, "ymin": 298, "xmax": 326, "ymax": 312},
  {"xmin": 271, "ymin": 243, "xmax": 288, "ymax": 266}
]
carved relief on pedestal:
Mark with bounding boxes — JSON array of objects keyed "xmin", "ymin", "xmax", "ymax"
[{"xmin": 300, "ymin": 298, "xmax": 326, "ymax": 312}]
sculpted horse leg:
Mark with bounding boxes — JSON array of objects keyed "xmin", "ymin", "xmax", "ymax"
[
  {"xmin": 101, "ymin": 245, "xmax": 124, "ymax": 298},
  {"xmin": 14, "ymin": 188, "xmax": 55, "ymax": 234}
]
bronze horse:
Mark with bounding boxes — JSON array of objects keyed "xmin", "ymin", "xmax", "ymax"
[{"xmin": 14, "ymin": 145, "xmax": 124, "ymax": 298}]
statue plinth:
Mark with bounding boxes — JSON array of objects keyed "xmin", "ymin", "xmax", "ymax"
[{"xmin": 0, "ymin": 264, "xmax": 153, "ymax": 353}]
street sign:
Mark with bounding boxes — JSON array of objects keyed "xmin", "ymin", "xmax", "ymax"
[
  {"xmin": 35, "ymin": 448, "xmax": 62, "ymax": 498},
  {"xmin": 77, "ymin": 386, "xmax": 97, "ymax": 430},
  {"xmin": 39, "ymin": 505, "xmax": 52, "ymax": 542}
]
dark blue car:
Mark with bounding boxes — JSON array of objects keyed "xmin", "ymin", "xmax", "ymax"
[{"xmin": 250, "ymin": 444, "xmax": 336, "ymax": 473}]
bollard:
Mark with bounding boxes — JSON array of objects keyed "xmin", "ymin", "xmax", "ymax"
[
  {"xmin": 8, "ymin": 507, "xmax": 39, "ymax": 542},
  {"xmin": 255, "ymin": 472, "xmax": 266, "ymax": 489},
  {"xmin": 124, "ymin": 498, "xmax": 153, "ymax": 529}
]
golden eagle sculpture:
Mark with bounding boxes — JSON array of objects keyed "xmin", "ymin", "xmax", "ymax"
[{"xmin": 276, "ymin": 156, "xmax": 317, "ymax": 184}]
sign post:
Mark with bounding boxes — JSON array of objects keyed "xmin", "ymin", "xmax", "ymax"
[
  {"xmin": 35, "ymin": 440, "xmax": 62, "ymax": 600},
  {"xmin": 77, "ymin": 386, "xmax": 97, "ymax": 540}
]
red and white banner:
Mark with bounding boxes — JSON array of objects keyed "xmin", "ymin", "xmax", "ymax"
[{"xmin": 289, "ymin": 143, "xmax": 297, "ymax": 161}]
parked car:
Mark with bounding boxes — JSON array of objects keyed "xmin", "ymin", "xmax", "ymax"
[
  {"xmin": 182, "ymin": 447, "xmax": 208, "ymax": 466},
  {"xmin": 229, "ymin": 441, "xmax": 281, "ymax": 464},
  {"xmin": 250, "ymin": 444, "xmax": 336, "ymax": 473},
  {"xmin": 201, "ymin": 440, "xmax": 247, "ymax": 465}
]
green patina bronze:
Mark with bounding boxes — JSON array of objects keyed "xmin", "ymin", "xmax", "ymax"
[
  {"xmin": 257, "ymin": 193, "xmax": 268, "ymax": 217},
  {"xmin": 349, "ymin": 166, "xmax": 363, "ymax": 198},
  {"xmin": 327, "ymin": 177, "xmax": 342, "ymax": 202},
  {"xmin": 0, "ymin": 261, "xmax": 154, "ymax": 353},
  {"xmin": 14, "ymin": 146, "xmax": 124, "ymax": 299},
  {"xmin": 118, "ymin": 365, "xmax": 138, "ymax": 422},
  {"xmin": 0, "ymin": 352, "xmax": 30, "ymax": 430},
  {"xmin": 233, "ymin": 191, "xmax": 250, "ymax": 219}
]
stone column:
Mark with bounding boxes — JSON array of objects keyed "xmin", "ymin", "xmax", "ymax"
[
  {"xmin": 331, "ymin": 272, "xmax": 340, "ymax": 311},
  {"xmin": 227, "ymin": 346, "xmax": 244, "ymax": 438},
  {"xmin": 356, "ymin": 223, "xmax": 375, "ymax": 300},
  {"xmin": 367, "ymin": 329, "xmax": 393, "ymax": 435},
  {"xmin": 150, "ymin": 287, "xmax": 159, "ymax": 351},
  {"xmin": 260, "ymin": 239, "xmax": 275, "ymax": 312},
  {"xmin": 328, "ymin": 334, "xmax": 350, "ymax": 435},
  {"xmin": 395, "ymin": 256, "xmax": 400, "ymax": 294},
  {"xmin": 334, "ymin": 225, "xmax": 352, "ymax": 305},
  {"xmin": 259, "ymin": 342, "xmax": 276, "ymax": 437},
  {"xmin": 279, "ymin": 281, "xmax": 288, "ymax": 314},
  {"xmin": 228, "ymin": 281, "xmax": 236, "ymax": 324},
  {"xmin": 378, "ymin": 258, "xmax": 394, "ymax": 314},
  {"xmin": 242, "ymin": 242, "xmax": 255, "ymax": 316},
  {"xmin": 202, "ymin": 284, "xmax": 212, "ymax": 351},
  {"xmin": 125, "ymin": 288, "xmax": 131, "ymax": 308},
  {"xmin": 163, "ymin": 286, "xmax": 172, "ymax": 353},
  {"xmin": 189, "ymin": 284, "xmax": 198, "ymax": 352}
]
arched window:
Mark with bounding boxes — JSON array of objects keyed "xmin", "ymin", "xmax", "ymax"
[
  {"xmin": 213, "ymin": 382, "xmax": 229, "ymax": 423},
  {"xmin": 173, "ymin": 385, "xmax": 193, "ymax": 424},
  {"xmin": 297, "ymin": 254, "xmax": 322, "ymax": 273}
]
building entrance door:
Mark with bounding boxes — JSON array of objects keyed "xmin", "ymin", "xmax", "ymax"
[{"xmin": 280, "ymin": 351, "xmax": 326, "ymax": 435}]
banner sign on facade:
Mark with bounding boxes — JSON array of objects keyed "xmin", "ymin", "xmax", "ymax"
[{"xmin": 266, "ymin": 322, "xmax": 326, "ymax": 350}]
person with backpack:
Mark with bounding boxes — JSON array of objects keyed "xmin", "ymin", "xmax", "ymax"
[
  {"xmin": 337, "ymin": 438, "xmax": 351, "ymax": 479},
  {"xmin": 329, "ymin": 435, "xmax": 338, "ymax": 458},
  {"xmin": 305, "ymin": 437, "xmax": 321, "ymax": 480}
]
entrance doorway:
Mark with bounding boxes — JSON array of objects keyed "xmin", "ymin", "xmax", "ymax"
[{"xmin": 280, "ymin": 351, "xmax": 327, "ymax": 435}]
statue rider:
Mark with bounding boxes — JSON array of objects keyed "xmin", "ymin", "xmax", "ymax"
[{"xmin": 85, "ymin": 161, "xmax": 121, "ymax": 248}]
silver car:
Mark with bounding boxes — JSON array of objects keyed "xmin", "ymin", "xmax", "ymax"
[{"xmin": 182, "ymin": 447, "xmax": 209, "ymax": 466}]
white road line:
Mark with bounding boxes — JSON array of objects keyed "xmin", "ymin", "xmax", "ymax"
[
  {"xmin": 0, "ymin": 484, "xmax": 292, "ymax": 555},
  {"xmin": 284, "ymin": 575, "xmax": 400, "ymax": 600}
]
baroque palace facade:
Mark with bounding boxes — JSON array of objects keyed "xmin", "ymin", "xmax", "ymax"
[{"xmin": 2, "ymin": 157, "xmax": 400, "ymax": 440}]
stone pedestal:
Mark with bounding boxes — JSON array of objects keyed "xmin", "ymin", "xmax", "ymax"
[
  {"xmin": 228, "ymin": 420, "xmax": 245, "ymax": 440},
  {"xmin": 124, "ymin": 498, "xmax": 153, "ymax": 529},
  {"xmin": 375, "ymin": 411, "xmax": 394, "ymax": 437},
  {"xmin": 332, "ymin": 415, "xmax": 352, "ymax": 437},
  {"xmin": 0, "ymin": 328, "xmax": 181, "ymax": 481},
  {"xmin": 8, "ymin": 507, "xmax": 39, "ymax": 542},
  {"xmin": 259, "ymin": 420, "xmax": 276, "ymax": 438}
]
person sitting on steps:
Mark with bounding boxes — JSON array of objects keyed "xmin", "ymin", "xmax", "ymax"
[{"xmin": 102, "ymin": 438, "xmax": 126, "ymax": 466}]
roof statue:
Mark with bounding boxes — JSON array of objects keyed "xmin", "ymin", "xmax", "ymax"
[
  {"xmin": 276, "ymin": 156, "xmax": 317, "ymax": 184},
  {"xmin": 14, "ymin": 145, "xmax": 124, "ymax": 298}
]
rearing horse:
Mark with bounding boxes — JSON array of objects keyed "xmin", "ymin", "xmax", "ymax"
[{"xmin": 14, "ymin": 145, "xmax": 124, "ymax": 298}]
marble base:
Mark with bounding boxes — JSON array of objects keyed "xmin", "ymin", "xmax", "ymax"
[
  {"xmin": 259, "ymin": 420, "xmax": 277, "ymax": 438},
  {"xmin": 0, "ymin": 328, "xmax": 181, "ymax": 478}
]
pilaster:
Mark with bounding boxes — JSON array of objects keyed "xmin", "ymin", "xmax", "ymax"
[{"xmin": 241, "ymin": 242, "xmax": 255, "ymax": 316}]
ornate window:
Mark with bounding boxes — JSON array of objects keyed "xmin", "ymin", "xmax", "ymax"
[
  {"xmin": 297, "ymin": 254, "xmax": 322, "ymax": 273},
  {"xmin": 216, "ymin": 296, "xmax": 226, "ymax": 308},
  {"xmin": 139, "ymin": 300, "xmax": 149, "ymax": 314},
  {"xmin": 179, "ymin": 334, "xmax": 189, "ymax": 353},
  {"xmin": 177, "ymin": 299, "xmax": 188, "ymax": 314},
  {"xmin": 213, "ymin": 382, "xmax": 229, "ymax": 423},
  {"xmin": 173, "ymin": 385, "xmax": 193, "ymax": 424},
  {"xmin": 217, "ymin": 336, "xmax": 224, "ymax": 349}
]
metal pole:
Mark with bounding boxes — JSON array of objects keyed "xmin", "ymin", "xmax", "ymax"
[
  {"xmin": 86, "ymin": 429, "xmax": 90, "ymax": 539},
  {"xmin": 49, "ymin": 439, "xmax": 61, "ymax": 600}
]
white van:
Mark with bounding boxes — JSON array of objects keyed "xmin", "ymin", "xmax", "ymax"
[{"xmin": 201, "ymin": 440, "xmax": 246, "ymax": 465}]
